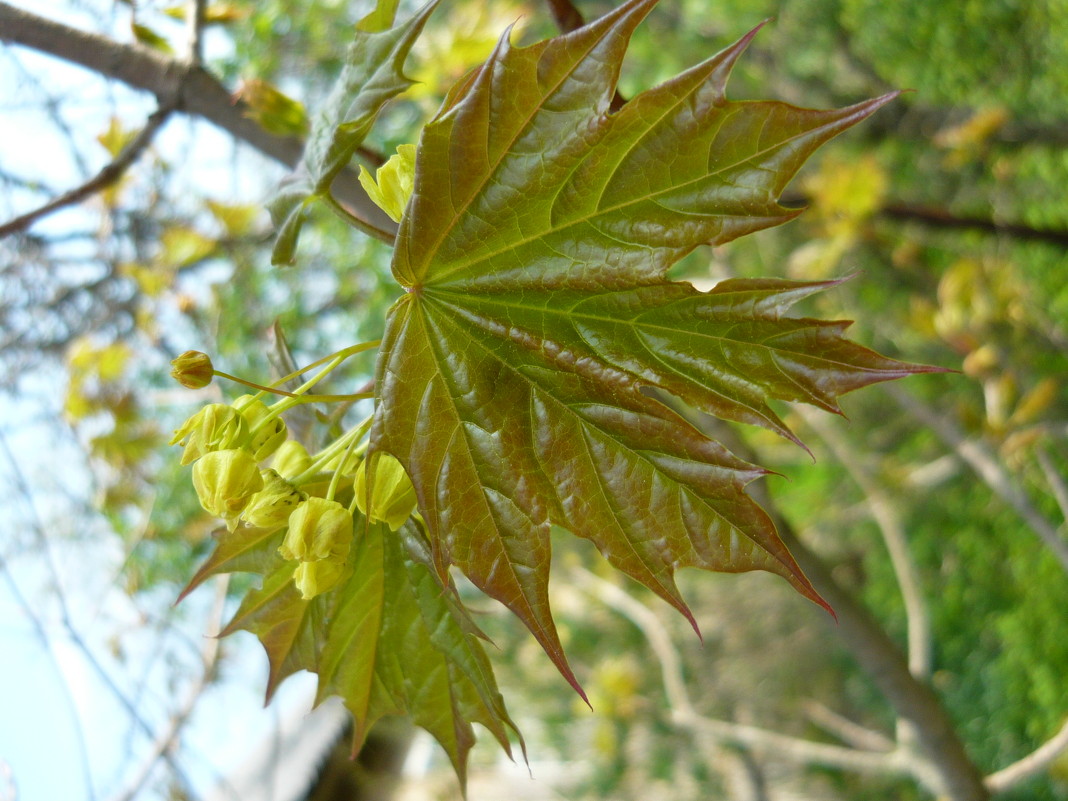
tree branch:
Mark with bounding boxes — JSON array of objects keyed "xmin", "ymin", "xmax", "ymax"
[
  {"xmin": 779, "ymin": 193, "xmax": 1068, "ymax": 249},
  {"xmin": 1036, "ymin": 447, "xmax": 1068, "ymax": 527},
  {"xmin": 886, "ymin": 385, "xmax": 1068, "ymax": 573},
  {"xmin": 0, "ymin": 1, "xmax": 399, "ymax": 242},
  {"xmin": 184, "ymin": 0, "xmax": 207, "ymax": 64},
  {"xmin": 985, "ymin": 716, "xmax": 1068, "ymax": 794},
  {"xmin": 802, "ymin": 701, "xmax": 895, "ymax": 753},
  {"xmin": 108, "ymin": 576, "xmax": 229, "ymax": 801},
  {"xmin": 569, "ymin": 566, "xmax": 912, "ymax": 780},
  {"xmin": 798, "ymin": 408, "xmax": 932, "ymax": 682},
  {"xmin": 879, "ymin": 202, "xmax": 1068, "ymax": 249},
  {"xmin": 0, "ymin": 104, "xmax": 174, "ymax": 239},
  {"xmin": 695, "ymin": 416, "xmax": 990, "ymax": 801}
]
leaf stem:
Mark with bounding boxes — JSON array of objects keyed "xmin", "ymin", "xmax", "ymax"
[
  {"xmin": 321, "ymin": 192, "xmax": 397, "ymax": 244},
  {"xmin": 292, "ymin": 414, "xmax": 374, "ymax": 485}
]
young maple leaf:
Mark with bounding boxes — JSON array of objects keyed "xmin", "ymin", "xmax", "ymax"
[{"xmin": 371, "ymin": 0, "xmax": 935, "ymax": 695}]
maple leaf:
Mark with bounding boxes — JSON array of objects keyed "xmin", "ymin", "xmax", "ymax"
[
  {"xmin": 193, "ymin": 517, "xmax": 520, "ymax": 778},
  {"xmin": 269, "ymin": 0, "xmax": 438, "ymax": 263},
  {"xmin": 370, "ymin": 0, "xmax": 935, "ymax": 694}
]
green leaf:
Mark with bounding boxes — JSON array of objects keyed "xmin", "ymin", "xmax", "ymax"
[
  {"xmin": 306, "ymin": 521, "xmax": 520, "ymax": 785},
  {"xmin": 367, "ymin": 522, "xmax": 521, "ymax": 785},
  {"xmin": 221, "ymin": 556, "xmax": 321, "ymax": 699},
  {"xmin": 269, "ymin": 0, "xmax": 438, "ymax": 264},
  {"xmin": 131, "ymin": 22, "xmax": 173, "ymax": 54},
  {"xmin": 314, "ymin": 519, "xmax": 386, "ymax": 735},
  {"xmin": 177, "ymin": 526, "xmax": 283, "ymax": 602},
  {"xmin": 371, "ymin": 0, "xmax": 934, "ymax": 691}
]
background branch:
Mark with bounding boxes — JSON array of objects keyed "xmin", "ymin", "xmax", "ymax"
[
  {"xmin": 985, "ymin": 716, "xmax": 1068, "ymax": 793},
  {"xmin": 0, "ymin": 1, "xmax": 398, "ymax": 242},
  {"xmin": 886, "ymin": 386, "xmax": 1068, "ymax": 573},
  {"xmin": 798, "ymin": 407, "xmax": 932, "ymax": 682},
  {"xmin": 695, "ymin": 416, "xmax": 990, "ymax": 801},
  {"xmin": 0, "ymin": 104, "xmax": 174, "ymax": 239},
  {"xmin": 569, "ymin": 566, "xmax": 912, "ymax": 781},
  {"xmin": 108, "ymin": 576, "xmax": 229, "ymax": 801}
]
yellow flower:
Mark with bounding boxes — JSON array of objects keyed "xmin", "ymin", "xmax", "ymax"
[
  {"xmin": 242, "ymin": 470, "xmax": 306, "ymax": 531},
  {"xmin": 293, "ymin": 559, "xmax": 348, "ymax": 600},
  {"xmin": 192, "ymin": 449, "xmax": 264, "ymax": 527},
  {"xmin": 171, "ymin": 404, "xmax": 249, "ymax": 466},
  {"xmin": 354, "ymin": 452, "xmax": 417, "ymax": 531},
  {"xmin": 271, "ymin": 439, "xmax": 312, "ymax": 480},
  {"xmin": 279, "ymin": 497, "xmax": 353, "ymax": 563},
  {"xmin": 233, "ymin": 395, "xmax": 288, "ymax": 461}
]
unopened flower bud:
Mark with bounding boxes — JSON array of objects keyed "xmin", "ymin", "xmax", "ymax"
[
  {"xmin": 279, "ymin": 497, "xmax": 353, "ymax": 563},
  {"xmin": 233, "ymin": 395, "xmax": 288, "ymax": 461},
  {"xmin": 170, "ymin": 351, "xmax": 214, "ymax": 389},
  {"xmin": 293, "ymin": 558, "xmax": 348, "ymax": 599},
  {"xmin": 271, "ymin": 439, "xmax": 312, "ymax": 480},
  {"xmin": 354, "ymin": 453, "xmax": 417, "ymax": 531},
  {"xmin": 170, "ymin": 403, "xmax": 250, "ymax": 465},
  {"xmin": 242, "ymin": 469, "xmax": 306, "ymax": 530},
  {"xmin": 192, "ymin": 449, "xmax": 264, "ymax": 526}
]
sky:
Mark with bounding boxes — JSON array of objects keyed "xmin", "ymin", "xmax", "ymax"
[{"xmin": 0, "ymin": 3, "xmax": 304, "ymax": 799}]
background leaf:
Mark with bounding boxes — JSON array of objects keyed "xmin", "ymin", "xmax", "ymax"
[{"xmin": 268, "ymin": 0, "xmax": 438, "ymax": 264}]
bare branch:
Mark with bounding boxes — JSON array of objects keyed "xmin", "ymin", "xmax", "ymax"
[
  {"xmin": 803, "ymin": 701, "xmax": 895, "ymax": 753},
  {"xmin": 879, "ymin": 202, "xmax": 1068, "ymax": 248},
  {"xmin": 0, "ymin": 104, "xmax": 173, "ymax": 239},
  {"xmin": 886, "ymin": 385, "xmax": 1068, "ymax": 573},
  {"xmin": 568, "ymin": 566, "xmax": 912, "ymax": 781},
  {"xmin": 798, "ymin": 407, "xmax": 932, "ymax": 681},
  {"xmin": 0, "ymin": 1, "xmax": 398, "ymax": 243},
  {"xmin": 1036, "ymin": 447, "xmax": 1068, "ymax": 527},
  {"xmin": 691, "ymin": 415, "xmax": 991, "ymax": 801},
  {"xmin": 985, "ymin": 716, "xmax": 1068, "ymax": 794},
  {"xmin": 779, "ymin": 192, "xmax": 1068, "ymax": 249},
  {"xmin": 184, "ymin": 0, "xmax": 207, "ymax": 64},
  {"xmin": 108, "ymin": 576, "xmax": 229, "ymax": 801},
  {"xmin": 0, "ymin": 430, "xmax": 201, "ymax": 799}
]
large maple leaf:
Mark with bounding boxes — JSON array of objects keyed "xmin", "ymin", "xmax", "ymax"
[{"xmin": 370, "ymin": 0, "xmax": 933, "ymax": 693}]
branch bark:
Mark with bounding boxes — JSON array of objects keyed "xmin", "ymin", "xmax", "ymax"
[
  {"xmin": 985, "ymin": 716, "xmax": 1068, "ymax": 794},
  {"xmin": 798, "ymin": 407, "xmax": 932, "ymax": 682},
  {"xmin": 0, "ymin": 104, "xmax": 174, "ymax": 239},
  {"xmin": 0, "ymin": 1, "xmax": 399, "ymax": 241}
]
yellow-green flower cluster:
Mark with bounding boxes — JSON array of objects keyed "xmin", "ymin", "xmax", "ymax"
[{"xmin": 171, "ymin": 391, "xmax": 418, "ymax": 600}]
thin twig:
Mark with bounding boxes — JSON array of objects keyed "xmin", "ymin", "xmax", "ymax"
[
  {"xmin": 108, "ymin": 576, "xmax": 229, "ymax": 801},
  {"xmin": 568, "ymin": 566, "xmax": 910, "ymax": 780},
  {"xmin": 802, "ymin": 701, "xmax": 895, "ymax": 753},
  {"xmin": 886, "ymin": 385, "xmax": 1068, "ymax": 573},
  {"xmin": 985, "ymin": 716, "xmax": 1068, "ymax": 793},
  {"xmin": 184, "ymin": 0, "xmax": 207, "ymax": 64},
  {"xmin": 0, "ymin": 430, "xmax": 200, "ymax": 799},
  {"xmin": 0, "ymin": 1, "xmax": 399, "ymax": 242},
  {"xmin": 1036, "ymin": 447, "xmax": 1068, "ymax": 527},
  {"xmin": 692, "ymin": 415, "xmax": 990, "ymax": 800},
  {"xmin": 0, "ymin": 104, "xmax": 174, "ymax": 239},
  {"xmin": 0, "ymin": 553, "xmax": 96, "ymax": 800},
  {"xmin": 798, "ymin": 407, "xmax": 932, "ymax": 681}
]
